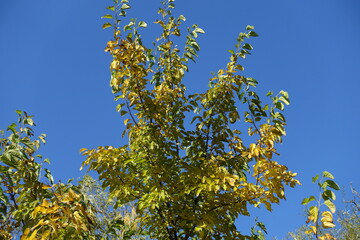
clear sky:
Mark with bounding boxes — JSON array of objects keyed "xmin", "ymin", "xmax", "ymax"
[{"xmin": 1, "ymin": 0, "xmax": 360, "ymax": 238}]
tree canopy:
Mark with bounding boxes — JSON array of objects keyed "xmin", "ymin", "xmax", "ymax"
[{"xmin": 81, "ymin": 0, "xmax": 299, "ymax": 239}]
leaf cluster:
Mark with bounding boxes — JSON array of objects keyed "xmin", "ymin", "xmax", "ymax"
[{"xmin": 301, "ymin": 171, "xmax": 339, "ymax": 240}]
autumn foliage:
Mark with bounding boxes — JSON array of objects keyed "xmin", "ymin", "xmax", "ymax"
[
  {"xmin": 82, "ymin": 0, "xmax": 299, "ymax": 238},
  {"xmin": 0, "ymin": 0, "xmax": 303, "ymax": 239}
]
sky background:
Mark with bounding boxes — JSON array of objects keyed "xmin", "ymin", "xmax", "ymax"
[{"xmin": 1, "ymin": 0, "xmax": 360, "ymax": 238}]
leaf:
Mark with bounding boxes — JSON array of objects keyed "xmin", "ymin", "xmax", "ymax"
[
  {"xmin": 79, "ymin": 148, "xmax": 87, "ymax": 153},
  {"xmin": 106, "ymin": 6, "xmax": 115, "ymax": 11},
  {"xmin": 275, "ymin": 102, "xmax": 284, "ymax": 111},
  {"xmin": 324, "ymin": 200, "xmax": 336, "ymax": 213},
  {"xmin": 194, "ymin": 27, "xmax": 205, "ymax": 34},
  {"xmin": 324, "ymin": 180, "xmax": 340, "ymax": 191},
  {"xmin": 249, "ymin": 31, "xmax": 259, "ymax": 37},
  {"xmin": 322, "ymin": 189, "xmax": 336, "ymax": 201},
  {"xmin": 28, "ymin": 228, "xmax": 39, "ymax": 240},
  {"xmin": 308, "ymin": 206, "xmax": 319, "ymax": 223},
  {"xmin": 321, "ymin": 211, "xmax": 336, "ymax": 229},
  {"xmin": 190, "ymin": 41, "xmax": 200, "ymax": 51},
  {"xmin": 101, "ymin": 14, "xmax": 113, "ymax": 19},
  {"xmin": 7, "ymin": 123, "xmax": 17, "ymax": 134},
  {"xmin": 322, "ymin": 171, "xmax": 334, "ymax": 179},
  {"xmin": 246, "ymin": 25, "xmax": 255, "ymax": 30},
  {"xmin": 138, "ymin": 21, "xmax": 147, "ymax": 28},
  {"xmin": 40, "ymin": 230, "xmax": 51, "ymax": 240},
  {"xmin": 121, "ymin": 3, "xmax": 131, "ymax": 10},
  {"xmin": 321, "ymin": 211, "xmax": 334, "ymax": 228},
  {"xmin": 120, "ymin": 110, "xmax": 127, "ymax": 116},
  {"xmin": 301, "ymin": 196, "xmax": 316, "ymax": 205},
  {"xmin": 279, "ymin": 96, "xmax": 290, "ymax": 105},
  {"xmin": 266, "ymin": 91, "xmax": 273, "ymax": 97},
  {"xmin": 124, "ymin": 119, "xmax": 130, "ymax": 126},
  {"xmin": 41, "ymin": 184, "xmax": 52, "ymax": 189},
  {"xmin": 102, "ymin": 23, "xmax": 112, "ymax": 29},
  {"xmin": 312, "ymin": 174, "xmax": 319, "ymax": 183},
  {"xmin": 45, "ymin": 169, "xmax": 54, "ymax": 185},
  {"xmin": 243, "ymin": 43, "xmax": 253, "ymax": 50},
  {"xmin": 178, "ymin": 15, "xmax": 186, "ymax": 21},
  {"xmin": 256, "ymin": 221, "xmax": 267, "ymax": 234}
]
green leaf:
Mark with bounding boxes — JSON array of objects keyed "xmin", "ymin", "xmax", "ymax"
[
  {"xmin": 322, "ymin": 190, "xmax": 336, "ymax": 201},
  {"xmin": 45, "ymin": 169, "xmax": 54, "ymax": 185},
  {"xmin": 256, "ymin": 221, "xmax": 267, "ymax": 234},
  {"xmin": 266, "ymin": 91, "xmax": 273, "ymax": 97},
  {"xmin": 324, "ymin": 200, "xmax": 336, "ymax": 213},
  {"xmin": 7, "ymin": 123, "xmax": 17, "ymax": 134},
  {"xmin": 249, "ymin": 31, "xmax": 259, "ymax": 37},
  {"xmin": 243, "ymin": 43, "xmax": 253, "ymax": 50},
  {"xmin": 275, "ymin": 102, "xmax": 284, "ymax": 111},
  {"xmin": 324, "ymin": 180, "xmax": 340, "ymax": 191},
  {"xmin": 102, "ymin": 23, "xmax": 112, "ymax": 29},
  {"xmin": 101, "ymin": 14, "xmax": 113, "ymax": 19},
  {"xmin": 301, "ymin": 196, "xmax": 316, "ymax": 205},
  {"xmin": 190, "ymin": 41, "xmax": 200, "ymax": 51},
  {"xmin": 106, "ymin": 6, "xmax": 115, "ymax": 11},
  {"xmin": 322, "ymin": 171, "xmax": 334, "ymax": 179},
  {"xmin": 312, "ymin": 174, "xmax": 319, "ymax": 183}
]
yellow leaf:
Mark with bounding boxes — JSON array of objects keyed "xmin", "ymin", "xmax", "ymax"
[
  {"xmin": 28, "ymin": 229, "xmax": 39, "ymax": 240},
  {"xmin": 322, "ymin": 221, "xmax": 336, "ymax": 229},
  {"xmin": 31, "ymin": 206, "xmax": 41, "ymax": 219},
  {"xmin": 67, "ymin": 188, "xmax": 80, "ymax": 201},
  {"xmin": 41, "ymin": 184, "xmax": 52, "ymax": 189},
  {"xmin": 306, "ymin": 225, "xmax": 317, "ymax": 235},
  {"xmin": 321, "ymin": 211, "xmax": 333, "ymax": 222},
  {"xmin": 322, "ymin": 233, "xmax": 336, "ymax": 240},
  {"xmin": 21, "ymin": 228, "xmax": 31, "ymax": 239},
  {"xmin": 308, "ymin": 206, "xmax": 319, "ymax": 223},
  {"xmin": 228, "ymin": 178, "xmax": 235, "ymax": 186},
  {"xmin": 79, "ymin": 148, "xmax": 87, "ymax": 153},
  {"xmin": 41, "ymin": 230, "xmax": 51, "ymax": 240},
  {"xmin": 321, "ymin": 211, "xmax": 335, "ymax": 228}
]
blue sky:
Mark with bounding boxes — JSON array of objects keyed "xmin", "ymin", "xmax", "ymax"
[{"xmin": 1, "ymin": 0, "xmax": 360, "ymax": 238}]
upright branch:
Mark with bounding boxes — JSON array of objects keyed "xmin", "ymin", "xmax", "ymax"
[{"xmin": 301, "ymin": 171, "xmax": 339, "ymax": 240}]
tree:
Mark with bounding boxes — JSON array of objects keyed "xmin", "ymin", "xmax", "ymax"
[
  {"xmin": 336, "ymin": 186, "xmax": 360, "ymax": 239},
  {"xmin": 79, "ymin": 175, "xmax": 146, "ymax": 239},
  {"xmin": 0, "ymin": 112, "xmax": 145, "ymax": 239},
  {"xmin": 82, "ymin": 0, "xmax": 300, "ymax": 239},
  {"xmin": 0, "ymin": 111, "xmax": 96, "ymax": 239}
]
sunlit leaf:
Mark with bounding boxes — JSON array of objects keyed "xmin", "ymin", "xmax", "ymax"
[{"xmin": 102, "ymin": 23, "xmax": 112, "ymax": 29}]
